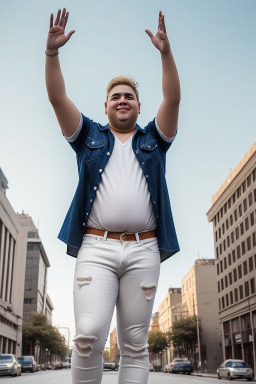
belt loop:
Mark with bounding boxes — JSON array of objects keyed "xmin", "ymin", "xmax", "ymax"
[
  {"xmin": 103, "ymin": 231, "xmax": 108, "ymax": 241},
  {"xmin": 135, "ymin": 232, "xmax": 140, "ymax": 244}
]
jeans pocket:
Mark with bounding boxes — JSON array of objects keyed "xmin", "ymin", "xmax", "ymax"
[
  {"xmin": 140, "ymin": 238, "xmax": 159, "ymax": 253},
  {"xmin": 80, "ymin": 235, "xmax": 100, "ymax": 248}
]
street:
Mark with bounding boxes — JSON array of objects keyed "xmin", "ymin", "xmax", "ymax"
[{"xmin": 0, "ymin": 369, "xmax": 230, "ymax": 384}]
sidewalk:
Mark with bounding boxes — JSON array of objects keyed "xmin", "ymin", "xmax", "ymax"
[{"xmin": 192, "ymin": 371, "xmax": 256, "ymax": 381}]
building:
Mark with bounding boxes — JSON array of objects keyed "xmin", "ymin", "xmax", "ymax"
[
  {"xmin": 0, "ymin": 168, "xmax": 27, "ymax": 355},
  {"xmin": 17, "ymin": 212, "xmax": 53, "ymax": 323},
  {"xmin": 109, "ymin": 327, "xmax": 120, "ymax": 362},
  {"xmin": 207, "ymin": 141, "xmax": 256, "ymax": 373},
  {"xmin": 182, "ymin": 259, "xmax": 222, "ymax": 372},
  {"xmin": 149, "ymin": 312, "xmax": 159, "ymax": 333}
]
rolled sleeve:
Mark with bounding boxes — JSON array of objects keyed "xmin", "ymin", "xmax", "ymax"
[{"xmin": 155, "ymin": 118, "xmax": 177, "ymax": 143}]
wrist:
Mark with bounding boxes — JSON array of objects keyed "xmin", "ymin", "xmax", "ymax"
[{"xmin": 45, "ymin": 48, "xmax": 59, "ymax": 54}]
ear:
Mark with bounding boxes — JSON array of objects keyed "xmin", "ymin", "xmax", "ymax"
[
  {"xmin": 138, "ymin": 102, "xmax": 141, "ymax": 114},
  {"xmin": 104, "ymin": 102, "xmax": 108, "ymax": 115}
]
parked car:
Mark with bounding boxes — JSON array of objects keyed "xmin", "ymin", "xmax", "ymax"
[
  {"xmin": 163, "ymin": 362, "xmax": 172, "ymax": 373},
  {"xmin": 169, "ymin": 358, "xmax": 193, "ymax": 374},
  {"xmin": 54, "ymin": 361, "xmax": 63, "ymax": 369},
  {"xmin": 103, "ymin": 361, "xmax": 119, "ymax": 370},
  {"xmin": 217, "ymin": 359, "xmax": 253, "ymax": 381},
  {"xmin": 17, "ymin": 355, "xmax": 37, "ymax": 373},
  {"xmin": 153, "ymin": 365, "xmax": 162, "ymax": 372},
  {"xmin": 0, "ymin": 354, "xmax": 22, "ymax": 377}
]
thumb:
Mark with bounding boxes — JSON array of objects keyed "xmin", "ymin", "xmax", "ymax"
[
  {"xmin": 145, "ymin": 29, "xmax": 154, "ymax": 38},
  {"xmin": 66, "ymin": 30, "xmax": 75, "ymax": 41}
]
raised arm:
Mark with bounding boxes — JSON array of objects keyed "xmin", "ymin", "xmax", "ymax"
[
  {"xmin": 145, "ymin": 11, "xmax": 180, "ymax": 138},
  {"xmin": 45, "ymin": 8, "xmax": 81, "ymax": 137}
]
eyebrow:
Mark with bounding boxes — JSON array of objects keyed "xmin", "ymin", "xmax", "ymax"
[{"xmin": 110, "ymin": 93, "xmax": 135, "ymax": 98}]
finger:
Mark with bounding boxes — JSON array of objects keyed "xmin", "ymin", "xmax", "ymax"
[
  {"xmin": 66, "ymin": 30, "xmax": 75, "ymax": 41},
  {"xmin": 145, "ymin": 29, "xmax": 154, "ymax": 38},
  {"xmin": 59, "ymin": 8, "xmax": 66, "ymax": 27},
  {"xmin": 49, "ymin": 13, "xmax": 53, "ymax": 28},
  {"xmin": 158, "ymin": 11, "xmax": 161, "ymax": 30},
  {"xmin": 54, "ymin": 9, "xmax": 61, "ymax": 26},
  {"xmin": 63, "ymin": 11, "xmax": 69, "ymax": 30},
  {"xmin": 162, "ymin": 14, "xmax": 167, "ymax": 34}
]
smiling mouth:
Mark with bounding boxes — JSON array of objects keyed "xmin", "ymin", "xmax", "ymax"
[{"xmin": 117, "ymin": 108, "xmax": 129, "ymax": 111}]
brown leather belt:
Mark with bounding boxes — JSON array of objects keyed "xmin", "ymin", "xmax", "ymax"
[{"xmin": 85, "ymin": 228, "xmax": 156, "ymax": 241}]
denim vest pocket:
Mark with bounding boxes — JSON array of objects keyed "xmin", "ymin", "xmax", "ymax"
[
  {"xmin": 140, "ymin": 140, "xmax": 159, "ymax": 163},
  {"xmin": 83, "ymin": 137, "xmax": 104, "ymax": 162}
]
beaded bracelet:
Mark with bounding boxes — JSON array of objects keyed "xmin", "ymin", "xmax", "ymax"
[{"xmin": 45, "ymin": 51, "xmax": 59, "ymax": 57}]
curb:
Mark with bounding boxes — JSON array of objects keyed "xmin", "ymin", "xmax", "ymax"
[{"xmin": 192, "ymin": 372, "xmax": 256, "ymax": 381}]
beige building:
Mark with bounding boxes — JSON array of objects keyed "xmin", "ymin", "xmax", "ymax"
[
  {"xmin": 207, "ymin": 141, "xmax": 256, "ymax": 373},
  {"xmin": 182, "ymin": 259, "xmax": 222, "ymax": 372},
  {"xmin": 0, "ymin": 168, "xmax": 27, "ymax": 355},
  {"xmin": 109, "ymin": 327, "xmax": 120, "ymax": 362},
  {"xmin": 149, "ymin": 312, "xmax": 159, "ymax": 333}
]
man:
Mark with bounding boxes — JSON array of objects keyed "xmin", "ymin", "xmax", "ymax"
[{"xmin": 45, "ymin": 8, "xmax": 180, "ymax": 384}]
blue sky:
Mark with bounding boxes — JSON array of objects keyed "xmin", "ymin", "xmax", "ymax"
[{"xmin": 1, "ymin": 0, "xmax": 255, "ymax": 345}]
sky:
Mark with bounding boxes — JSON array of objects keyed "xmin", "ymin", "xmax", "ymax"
[{"xmin": 0, "ymin": 0, "xmax": 256, "ymax": 347}]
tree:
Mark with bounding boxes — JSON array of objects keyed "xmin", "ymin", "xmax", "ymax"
[
  {"xmin": 168, "ymin": 316, "xmax": 197, "ymax": 358},
  {"xmin": 22, "ymin": 312, "xmax": 68, "ymax": 361},
  {"xmin": 148, "ymin": 331, "xmax": 168, "ymax": 354}
]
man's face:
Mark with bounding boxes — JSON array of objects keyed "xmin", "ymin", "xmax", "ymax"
[{"xmin": 105, "ymin": 84, "xmax": 141, "ymax": 131}]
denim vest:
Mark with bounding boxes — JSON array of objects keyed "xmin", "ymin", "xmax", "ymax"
[{"xmin": 58, "ymin": 114, "xmax": 179, "ymax": 263}]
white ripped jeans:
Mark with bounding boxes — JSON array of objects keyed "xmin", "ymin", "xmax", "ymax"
[{"xmin": 71, "ymin": 233, "xmax": 160, "ymax": 384}]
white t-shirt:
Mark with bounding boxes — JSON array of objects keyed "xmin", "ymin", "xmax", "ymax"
[{"xmin": 66, "ymin": 116, "xmax": 176, "ymax": 232}]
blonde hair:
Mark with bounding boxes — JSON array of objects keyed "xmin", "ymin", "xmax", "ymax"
[{"xmin": 106, "ymin": 76, "xmax": 139, "ymax": 101}]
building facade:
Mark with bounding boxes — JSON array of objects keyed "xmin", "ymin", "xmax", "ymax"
[
  {"xmin": 17, "ymin": 212, "xmax": 53, "ymax": 324},
  {"xmin": 182, "ymin": 259, "xmax": 223, "ymax": 372},
  {"xmin": 0, "ymin": 168, "xmax": 27, "ymax": 356},
  {"xmin": 109, "ymin": 327, "xmax": 120, "ymax": 362},
  {"xmin": 207, "ymin": 141, "xmax": 256, "ymax": 373}
]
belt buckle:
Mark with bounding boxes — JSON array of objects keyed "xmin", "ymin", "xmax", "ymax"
[{"xmin": 120, "ymin": 232, "xmax": 127, "ymax": 241}]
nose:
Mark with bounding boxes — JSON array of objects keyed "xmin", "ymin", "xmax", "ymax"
[{"xmin": 119, "ymin": 95, "xmax": 127, "ymax": 104}]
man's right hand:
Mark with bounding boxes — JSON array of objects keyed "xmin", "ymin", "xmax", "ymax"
[{"xmin": 46, "ymin": 8, "xmax": 75, "ymax": 51}]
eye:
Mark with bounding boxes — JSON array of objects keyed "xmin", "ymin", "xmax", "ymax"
[{"xmin": 127, "ymin": 95, "xmax": 134, "ymax": 100}]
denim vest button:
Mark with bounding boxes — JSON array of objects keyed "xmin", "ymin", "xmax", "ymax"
[
  {"xmin": 91, "ymin": 141, "xmax": 95, "ymax": 145},
  {"xmin": 82, "ymin": 222, "xmax": 85, "ymax": 226},
  {"xmin": 99, "ymin": 169, "xmax": 103, "ymax": 173},
  {"xmin": 90, "ymin": 199, "xmax": 93, "ymax": 202},
  {"xmin": 107, "ymin": 152, "xmax": 110, "ymax": 156},
  {"xmin": 94, "ymin": 186, "xmax": 97, "ymax": 190}
]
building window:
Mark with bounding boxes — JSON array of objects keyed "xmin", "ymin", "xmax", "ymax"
[
  {"xmin": 228, "ymin": 253, "xmax": 231, "ymax": 266},
  {"xmin": 248, "ymin": 192, "xmax": 253, "ymax": 206},
  {"xmin": 222, "ymin": 296, "xmax": 225, "ymax": 309},
  {"xmin": 222, "ymin": 223, "xmax": 225, "ymax": 235},
  {"xmin": 217, "ymin": 263, "xmax": 220, "ymax": 275},
  {"xmin": 238, "ymin": 265, "xmax": 242, "ymax": 279},
  {"xmin": 237, "ymin": 187, "xmax": 241, "ymax": 199},
  {"xmin": 249, "ymin": 257, "xmax": 253, "ymax": 272},
  {"xmin": 223, "ymin": 239, "xmax": 226, "ymax": 252},
  {"xmin": 253, "ymin": 233, "xmax": 256, "ymax": 247},
  {"xmin": 254, "ymin": 188, "xmax": 256, "ymax": 203},
  {"xmin": 230, "ymin": 291, "xmax": 233, "ymax": 305},
  {"xmin": 226, "ymin": 219, "xmax": 229, "ymax": 230},
  {"xmin": 253, "ymin": 168, "xmax": 256, "ymax": 182},
  {"xmin": 228, "ymin": 198, "xmax": 231, "ymax": 209},
  {"xmin": 239, "ymin": 204, "xmax": 242, "ymax": 217},
  {"xmin": 218, "ymin": 281, "xmax": 220, "ymax": 292},
  {"xmin": 241, "ymin": 241, "xmax": 246, "ymax": 255},
  {"xmin": 233, "ymin": 193, "xmax": 236, "ymax": 204},
  {"xmin": 232, "ymin": 250, "xmax": 236, "ymax": 262},
  {"xmin": 231, "ymin": 231, "xmax": 234, "ymax": 244},
  {"xmin": 230, "ymin": 215, "xmax": 233, "ymax": 226},
  {"xmin": 234, "ymin": 209, "xmax": 238, "ymax": 221},
  {"xmin": 247, "ymin": 174, "xmax": 251, "ymax": 187},
  {"xmin": 247, "ymin": 236, "xmax": 251, "ymax": 251},
  {"xmin": 219, "ymin": 227, "xmax": 221, "ymax": 239},
  {"xmin": 245, "ymin": 217, "xmax": 249, "ymax": 231},
  {"xmin": 216, "ymin": 247, "xmax": 219, "ymax": 259},
  {"xmin": 221, "ymin": 208, "xmax": 223, "ymax": 219},
  {"xmin": 250, "ymin": 212, "xmax": 255, "ymax": 227},
  {"xmin": 224, "ymin": 203, "xmax": 227, "ymax": 214},
  {"xmin": 226, "ymin": 294, "xmax": 229, "ymax": 306},
  {"xmin": 239, "ymin": 285, "xmax": 243, "ymax": 300},
  {"xmin": 244, "ymin": 281, "xmax": 249, "ymax": 297},
  {"xmin": 234, "ymin": 288, "xmax": 238, "ymax": 302},
  {"xmin": 229, "ymin": 272, "xmax": 232, "ymax": 285},
  {"xmin": 242, "ymin": 180, "xmax": 246, "ymax": 193},
  {"xmin": 225, "ymin": 275, "xmax": 228, "ymax": 288},
  {"xmin": 227, "ymin": 236, "xmax": 230, "ymax": 248},
  {"xmin": 243, "ymin": 199, "xmax": 247, "ymax": 213},
  {"xmin": 221, "ymin": 278, "xmax": 224, "ymax": 290},
  {"xmin": 219, "ymin": 299, "xmax": 221, "ymax": 310},
  {"xmin": 220, "ymin": 260, "xmax": 223, "ymax": 272},
  {"xmin": 224, "ymin": 257, "xmax": 227, "ymax": 269},
  {"xmin": 237, "ymin": 245, "xmax": 241, "ymax": 259},
  {"xmin": 251, "ymin": 278, "xmax": 255, "ymax": 294},
  {"xmin": 215, "ymin": 231, "xmax": 218, "ymax": 242},
  {"xmin": 236, "ymin": 227, "xmax": 239, "ymax": 240},
  {"xmin": 240, "ymin": 223, "xmax": 244, "ymax": 235},
  {"xmin": 233, "ymin": 268, "xmax": 237, "ymax": 282},
  {"xmin": 243, "ymin": 261, "xmax": 248, "ymax": 275},
  {"xmin": 220, "ymin": 244, "xmax": 222, "ymax": 255}
]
